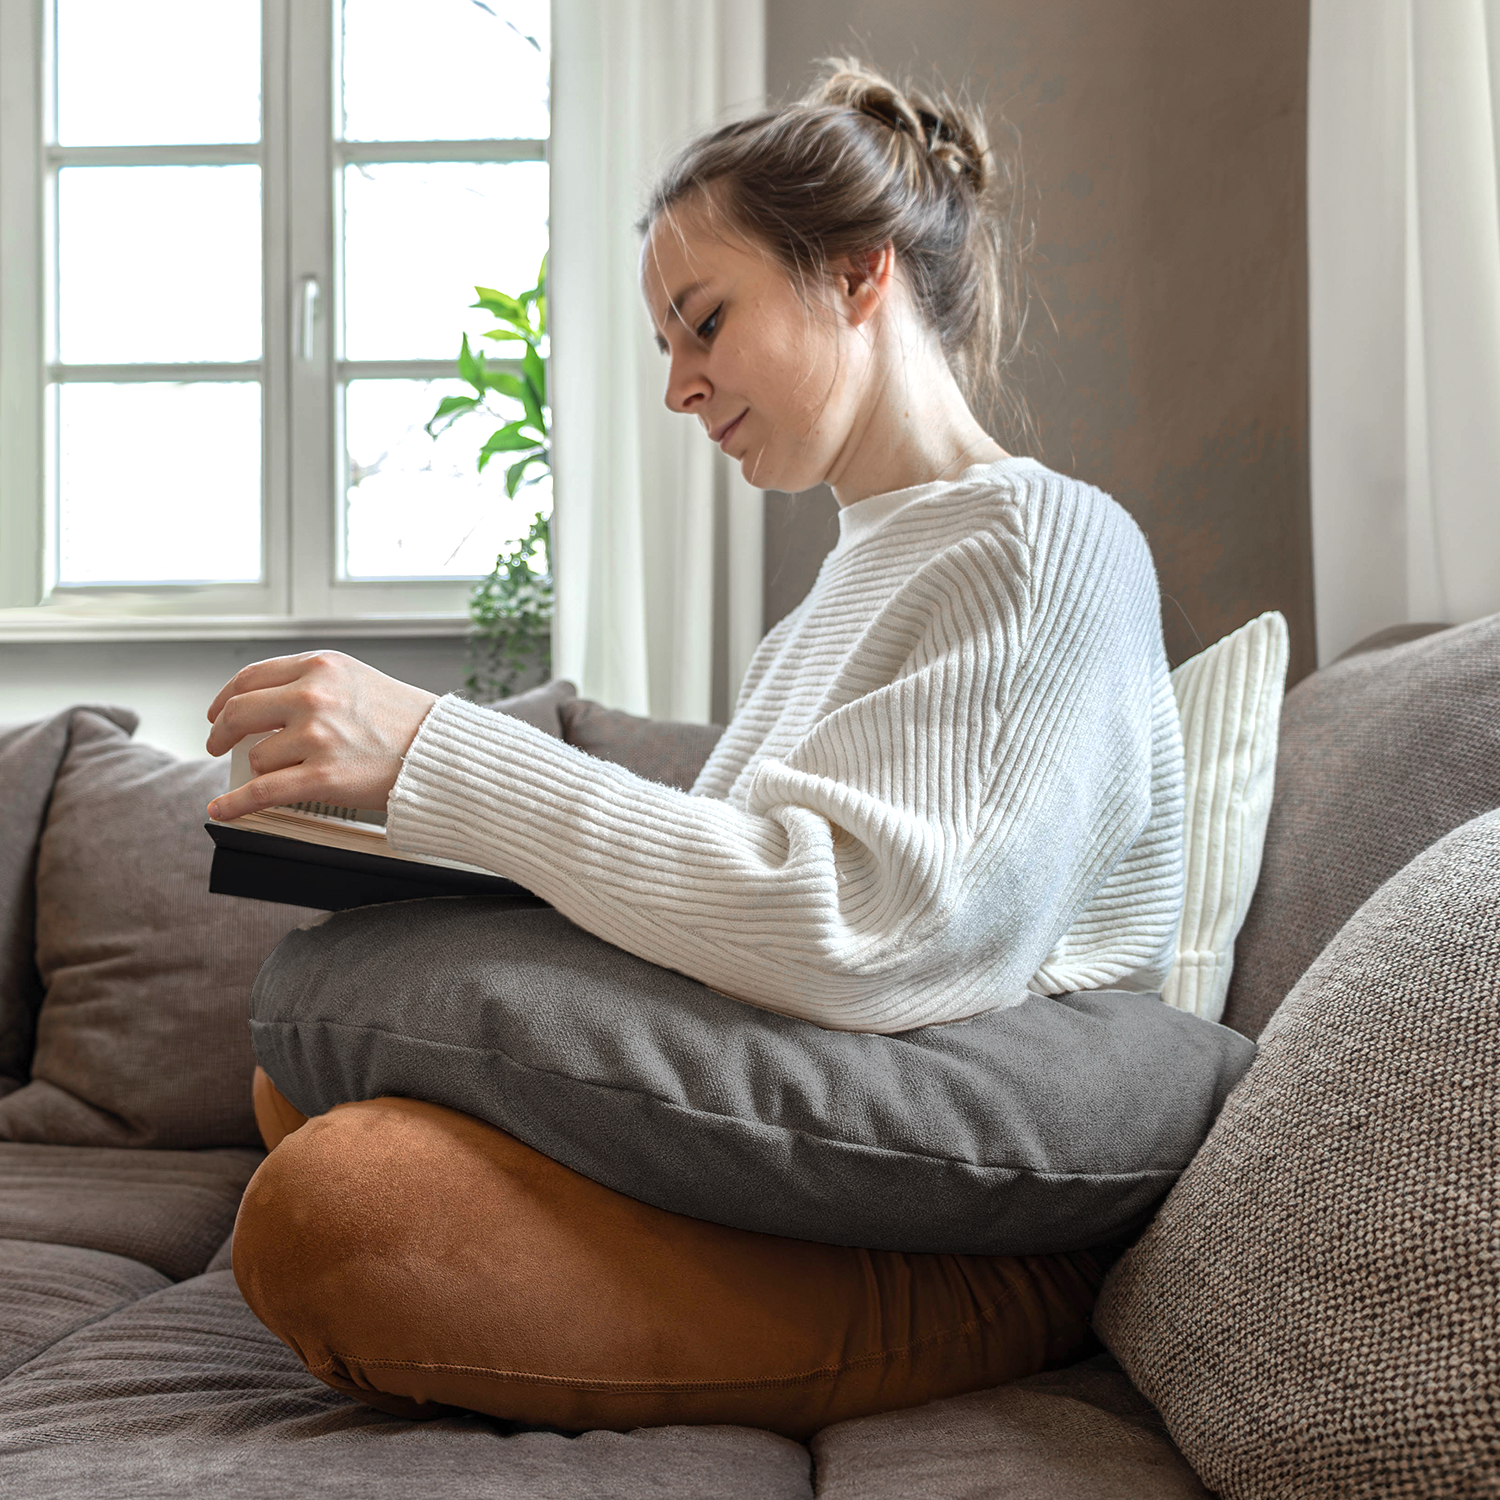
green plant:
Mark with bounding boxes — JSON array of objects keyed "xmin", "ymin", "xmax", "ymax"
[{"xmin": 426, "ymin": 254, "xmax": 551, "ymax": 700}]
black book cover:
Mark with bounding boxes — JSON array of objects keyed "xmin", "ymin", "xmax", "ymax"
[{"xmin": 205, "ymin": 823, "xmax": 537, "ymax": 912}]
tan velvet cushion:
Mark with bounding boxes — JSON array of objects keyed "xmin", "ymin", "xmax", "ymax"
[
  {"xmin": 558, "ymin": 699, "xmax": 723, "ymax": 791},
  {"xmin": 1095, "ymin": 809, "xmax": 1500, "ymax": 1498},
  {"xmin": 0, "ymin": 710, "xmax": 316, "ymax": 1149},
  {"xmin": 1223, "ymin": 613, "xmax": 1500, "ymax": 1038},
  {"xmin": 0, "ymin": 706, "xmax": 138, "ymax": 1097}
]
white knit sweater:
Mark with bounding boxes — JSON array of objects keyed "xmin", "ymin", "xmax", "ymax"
[{"xmin": 388, "ymin": 457, "xmax": 1185, "ymax": 1034}]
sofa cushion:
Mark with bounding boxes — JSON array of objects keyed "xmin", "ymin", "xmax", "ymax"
[
  {"xmin": 1094, "ymin": 809, "xmax": 1500, "ymax": 1498},
  {"xmin": 0, "ymin": 709, "xmax": 317, "ymax": 1149},
  {"xmin": 0, "ymin": 1239, "xmax": 167, "ymax": 1379},
  {"xmin": 251, "ymin": 899, "xmax": 1255, "ymax": 1255},
  {"xmin": 811, "ymin": 1355, "xmax": 1212, "ymax": 1498},
  {"xmin": 1224, "ymin": 612, "xmax": 1500, "ymax": 1038},
  {"xmin": 0, "ymin": 1270, "xmax": 815, "ymax": 1500},
  {"xmin": 0, "ymin": 707, "xmax": 138, "ymax": 1098},
  {"xmin": 477, "ymin": 676, "xmax": 576, "ymax": 738},
  {"xmin": 558, "ymin": 698, "xmax": 724, "ymax": 790},
  {"xmin": 1162, "ymin": 611, "xmax": 1288, "ymax": 1022},
  {"xmin": 0, "ymin": 1142, "xmax": 261, "ymax": 1282}
]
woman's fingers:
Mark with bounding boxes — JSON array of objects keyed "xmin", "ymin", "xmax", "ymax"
[
  {"xmin": 205, "ymin": 682, "xmax": 313, "ymax": 758},
  {"xmin": 207, "ymin": 765, "xmax": 321, "ymax": 824},
  {"xmin": 206, "ymin": 652, "xmax": 321, "ymax": 728}
]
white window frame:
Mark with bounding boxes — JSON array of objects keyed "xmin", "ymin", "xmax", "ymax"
[{"xmin": 0, "ymin": 0, "xmax": 545, "ymax": 641}]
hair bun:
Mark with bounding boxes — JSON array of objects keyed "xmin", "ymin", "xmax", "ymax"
[{"xmin": 808, "ymin": 58, "xmax": 992, "ymax": 194}]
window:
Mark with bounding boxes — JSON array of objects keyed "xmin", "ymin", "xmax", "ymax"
[{"xmin": 0, "ymin": 0, "xmax": 549, "ymax": 631}]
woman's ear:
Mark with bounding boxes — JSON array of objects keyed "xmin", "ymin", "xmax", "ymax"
[{"xmin": 836, "ymin": 243, "xmax": 896, "ymax": 329}]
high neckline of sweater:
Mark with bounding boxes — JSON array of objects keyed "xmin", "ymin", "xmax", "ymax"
[{"xmin": 832, "ymin": 455, "xmax": 1044, "ymax": 553}]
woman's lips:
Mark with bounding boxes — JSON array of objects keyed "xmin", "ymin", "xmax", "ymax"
[{"xmin": 713, "ymin": 409, "xmax": 748, "ymax": 450}]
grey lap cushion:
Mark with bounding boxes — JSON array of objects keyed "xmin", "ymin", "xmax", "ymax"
[
  {"xmin": 250, "ymin": 900, "xmax": 1255, "ymax": 1255},
  {"xmin": 0, "ymin": 709, "xmax": 317, "ymax": 1149},
  {"xmin": 558, "ymin": 698, "xmax": 724, "ymax": 791},
  {"xmin": 1094, "ymin": 809, "xmax": 1500, "ymax": 1498},
  {"xmin": 1224, "ymin": 613, "xmax": 1500, "ymax": 1038},
  {"xmin": 0, "ymin": 706, "xmax": 137, "ymax": 1096}
]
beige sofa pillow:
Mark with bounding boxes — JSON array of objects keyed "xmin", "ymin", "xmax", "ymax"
[
  {"xmin": 0, "ymin": 711, "xmax": 316, "ymax": 1148},
  {"xmin": 1161, "ymin": 612, "xmax": 1289, "ymax": 1022},
  {"xmin": 1094, "ymin": 809, "xmax": 1500, "ymax": 1498}
]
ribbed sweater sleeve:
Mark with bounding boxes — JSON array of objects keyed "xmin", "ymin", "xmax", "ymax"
[{"xmin": 386, "ymin": 464, "xmax": 1183, "ymax": 1033}]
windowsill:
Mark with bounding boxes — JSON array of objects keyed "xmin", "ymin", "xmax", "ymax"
[{"xmin": 0, "ymin": 611, "xmax": 471, "ymax": 644}]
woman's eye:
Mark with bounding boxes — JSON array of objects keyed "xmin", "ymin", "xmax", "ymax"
[{"xmin": 696, "ymin": 306, "xmax": 722, "ymax": 341}]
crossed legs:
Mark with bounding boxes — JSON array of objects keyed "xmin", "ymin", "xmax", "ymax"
[{"xmin": 236, "ymin": 1068, "xmax": 1108, "ymax": 1440}]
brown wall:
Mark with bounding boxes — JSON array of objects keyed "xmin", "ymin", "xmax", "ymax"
[{"xmin": 763, "ymin": 0, "xmax": 1315, "ymax": 683}]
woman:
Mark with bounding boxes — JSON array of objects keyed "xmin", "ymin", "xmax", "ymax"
[{"xmin": 213, "ymin": 61, "xmax": 1186, "ymax": 1436}]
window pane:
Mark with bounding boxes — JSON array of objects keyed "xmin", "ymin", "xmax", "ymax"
[
  {"xmin": 342, "ymin": 162, "xmax": 547, "ymax": 361},
  {"xmin": 57, "ymin": 383, "xmax": 261, "ymax": 585},
  {"xmin": 56, "ymin": 0, "xmax": 260, "ymax": 147},
  {"xmin": 58, "ymin": 166, "xmax": 262, "ymax": 365},
  {"xmin": 341, "ymin": 0, "xmax": 549, "ymax": 142},
  {"xmin": 344, "ymin": 379, "xmax": 547, "ymax": 579}
]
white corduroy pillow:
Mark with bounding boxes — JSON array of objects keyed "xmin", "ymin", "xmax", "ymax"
[{"xmin": 1162, "ymin": 611, "xmax": 1289, "ymax": 1022}]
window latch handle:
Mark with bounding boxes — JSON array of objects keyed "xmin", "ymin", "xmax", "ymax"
[{"xmin": 296, "ymin": 275, "xmax": 321, "ymax": 363}]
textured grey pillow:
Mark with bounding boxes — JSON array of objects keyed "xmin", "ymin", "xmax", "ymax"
[
  {"xmin": 1095, "ymin": 809, "xmax": 1500, "ymax": 1498},
  {"xmin": 0, "ymin": 710, "xmax": 316, "ymax": 1149},
  {"xmin": 250, "ymin": 900, "xmax": 1255, "ymax": 1255},
  {"xmin": 477, "ymin": 677, "xmax": 576, "ymax": 738},
  {"xmin": 558, "ymin": 699, "xmax": 723, "ymax": 791},
  {"xmin": 1224, "ymin": 613, "xmax": 1500, "ymax": 1038},
  {"xmin": 0, "ymin": 706, "xmax": 137, "ymax": 1096}
]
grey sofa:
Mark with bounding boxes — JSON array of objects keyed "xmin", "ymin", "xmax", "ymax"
[{"xmin": 0, "ymin": 618, "xmax": 1492, "ymax": 1499}]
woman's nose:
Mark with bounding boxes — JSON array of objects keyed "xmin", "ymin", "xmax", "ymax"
[{"xmin": 664, "ymin": 356, "xmax": 710, "ymax": 416}]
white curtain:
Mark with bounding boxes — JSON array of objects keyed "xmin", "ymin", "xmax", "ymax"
[
  {"xmin": 550, "ymin": 0, "xmax": 766, "ymax": 721},
  {"xmin": 1308, "ymin": 0, "xmax": 1500, "ymax": 664}
]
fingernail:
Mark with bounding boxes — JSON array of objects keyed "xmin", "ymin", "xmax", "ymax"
[{"xmin": 207, "ymin": 802, "xmax": 221, "ymax": 821}]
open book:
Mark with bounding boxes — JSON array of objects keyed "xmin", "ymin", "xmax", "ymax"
[{"xmin": 204, "ymin": 734, "xmax": 532, "ymax": 911}]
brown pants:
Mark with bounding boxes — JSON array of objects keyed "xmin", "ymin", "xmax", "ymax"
[{"xmin": 235, "ymin": 1067, "xmax": 1108, "ymax": 1440}]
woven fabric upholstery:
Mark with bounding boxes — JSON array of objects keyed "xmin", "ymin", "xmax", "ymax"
[
  {"xmin": 1095, "ymin": 809, "xmax": 1500, "ymax": 1499},
  {"xmin": 1223, "ymin": 613, "xmax": 1500, "ymax": 1038},
  {"xmin": 0, "ymin": 710, "xmax": 316, "ymax": 1148},
  {"xmin": 812, "ymin": 1356, "xmax": 1212, "ymax": 1498},
  {"xmin": 0, "ymin": 1142, "xmax": 261, "ymax": 1282},
  {"xmin": 0, "ymin": 1238, "xmax": 167, "ymax": 1378},
  {"xmin": 0, "ymin": 707, "xmax": 137, "ymax": 1096},
  {"xmin": 558, "ymin": 698, "xmax": 723, "ymax": 791},
  {"xmin": 0, "ymin": 1272, "xmax": 815, "ymax": 1500}
]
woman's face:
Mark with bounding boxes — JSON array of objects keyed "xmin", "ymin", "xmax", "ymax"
[{"xmin": 640, "ymin": 199, "xmax": 874, "ymax": 494}]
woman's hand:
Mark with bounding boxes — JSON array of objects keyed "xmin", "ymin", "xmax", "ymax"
[{"xmin": 204, "ymin": 651, "xmax": 438, "ymax": 822}]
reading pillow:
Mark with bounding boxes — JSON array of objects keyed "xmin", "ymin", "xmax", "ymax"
[
  {"xmin": 1160, "ymin": 612, "xmax": 1289, "ymax": 1022},
  {"xmin": 250, "ymin": 899, "xmax": 1255, "ymax": 1255},
  {"xmin": 558, "ymin": 698, "xmax": 725, "ymax": 791},
  {"xmin": 1094, "ymin": 808, "xmax": 1500, "ymax": 1497},
  {"xmin": 0, "ymin": 710, "xmax": 316, "ymax": 1149}
]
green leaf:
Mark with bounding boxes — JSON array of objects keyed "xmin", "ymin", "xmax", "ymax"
[
  {"xmin": 522, "ymin": 344, "xmax": 546, "ymax": 407},
  {"xmin": 457, "ymin": 333, "xmax": 485, "ymax": 393},
  {"xmin": 476, "ymin": 424, "xmax": 541, "ymax": 472},
  {"xmin": 505, "ymin": 453, "xmax": 546, "ymax": 498},
  {"xmin": 480, "ymin": 369, "xmax": 529, "ymax": 405},
  {"xmin": 424, "ymin": 393, "xmax": 479, "ymax": 437},
  {"xmin": 481, "ymin": 328, "xmax": 527, "ymax": 343}
]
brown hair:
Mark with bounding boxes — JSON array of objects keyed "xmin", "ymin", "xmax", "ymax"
[{"xmin": 640, "ymin": 58, "xmax": 1033, "ymax": 442}]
